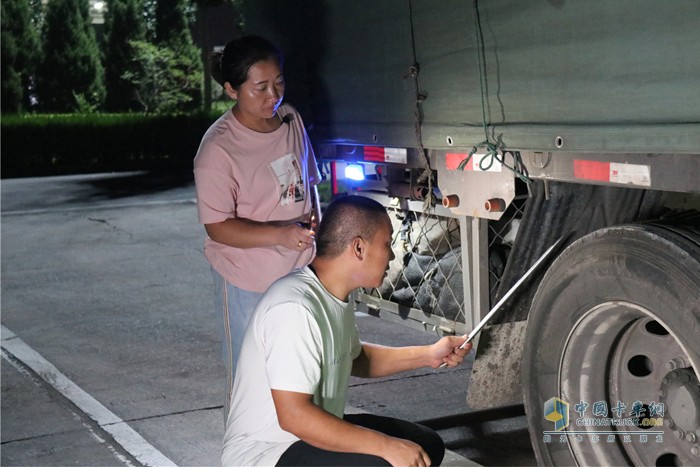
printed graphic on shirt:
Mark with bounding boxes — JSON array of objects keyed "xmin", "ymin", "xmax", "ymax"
[{"xmin": 270, "ymin": 153, "xmax": 305, "ymax": 206}]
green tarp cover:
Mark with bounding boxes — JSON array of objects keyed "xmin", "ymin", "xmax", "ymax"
[{"xmin": 246, "ymin": 0, "xmax": 700, "ymax": 153}]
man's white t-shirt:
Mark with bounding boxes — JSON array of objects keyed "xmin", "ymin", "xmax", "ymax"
[{"xmin": 222, "ymin": 266, "xmax": 362, "ymax": 466}]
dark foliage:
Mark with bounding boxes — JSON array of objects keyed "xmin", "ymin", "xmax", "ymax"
[
  {"xmin": 1, "ymin": 113, "xmax": 217, "ymax": 178},
  {"xmin": 36, "ymin": 0, "xmax": 106, "ymax": 112},
  {"xmin": 103, "ymin": 0, "xmax": 147, "ymax": 111},
  {"xmin": 1, "ymin": 0, "xmax": 41, "ymax": 113}
]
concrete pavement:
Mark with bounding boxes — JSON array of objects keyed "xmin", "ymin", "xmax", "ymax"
[{"xmin": 2, "ymin": 172, "xmax": 223, "ymax": 466}]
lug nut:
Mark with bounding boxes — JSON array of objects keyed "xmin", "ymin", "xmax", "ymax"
[
  {"xmin": 691, "ymin": 446, "xmax": 700, "ymax": 456},
  {"xmin": 675, "ymin": 429, "xmax": 685, "ymax": 439},
  {"xmin": 687, "ymin": 433, "xmax": 697, "ymax": 443},
  {"xmin": 666, "ymin": 357, "xmax": 689, "ymax": 370},
  {"xmin": 664, "ymin": 419, "xmax": 674, "ymax": 428}
]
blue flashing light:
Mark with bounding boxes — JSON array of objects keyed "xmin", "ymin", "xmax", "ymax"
[{"xmin": 345, "ymin": 163, "xmax": 365, "ymax": 181}]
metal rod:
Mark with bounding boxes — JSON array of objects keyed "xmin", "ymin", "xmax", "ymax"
[{"xmin": 440, "ymin": 237, "xmax": 563, "ymax": 367}]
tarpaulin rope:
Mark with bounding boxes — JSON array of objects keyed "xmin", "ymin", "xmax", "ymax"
[
  {"xmin": 407, "ymin": 0, "xmax": 436, "ymax": 212},
  {"xmin": 458, "ymin": 0, "xmax": 532, "ymax": 185}
]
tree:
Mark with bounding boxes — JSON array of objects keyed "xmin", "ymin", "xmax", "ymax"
[
  {"xmin": 28, "ymin": 0, "xmax": 45, "ymax": 29},
  {"xmin": 154, "ymin": 0, "xmax": 202, "ymax": 110},
  {"xmin": 122, "ymin": 40, "xmax": 200, "ymax": 113},
  {"xmin": 1, "ymin": 0, "xmax": 41, "ymax": 113},
  {"xmin": 143, "ymin": 0, "xmax": 157, "ymax": 42},
  {"xmin": 37, "ymin": 0, "xmax": 106, "ymax": 112},
  {"xmin": 103, "ymin": 0, "xmax": 146, "ymax": 111},
  {"xmin": 193, "ymin": 0, "xmax": 245, "ymax": 112}
]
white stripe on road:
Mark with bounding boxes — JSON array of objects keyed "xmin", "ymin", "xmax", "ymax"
[{"xmin": 1, "ymin": 325, "xmax": 176, "ymax": 467}]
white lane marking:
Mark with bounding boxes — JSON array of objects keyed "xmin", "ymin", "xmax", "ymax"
[
  {"xmin": 2, "ymin": 350, "xmax": 136, "ymax": 466},
  {"xmin": 1, "ymin": 325, "xmax": 176, "ymax": 467}
]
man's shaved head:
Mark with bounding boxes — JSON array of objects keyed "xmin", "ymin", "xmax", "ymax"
[{"xmin": 315, "ymin": 196, "xmax": 390, "ymax": 258}]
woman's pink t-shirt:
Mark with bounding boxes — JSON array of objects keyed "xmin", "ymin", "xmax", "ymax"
[{"xmin": 193, "ymin": 104, "xmax": 320, "ymax": 292}]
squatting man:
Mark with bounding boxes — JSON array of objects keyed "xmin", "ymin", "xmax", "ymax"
[{"xmin": 222, "ymin": 195, "xmax": 472, "ymax": 466}]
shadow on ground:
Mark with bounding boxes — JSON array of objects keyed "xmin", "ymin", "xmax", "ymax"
[{"xmin": 80, "ymin": 169, "xmax": 195, "ymax": 201}]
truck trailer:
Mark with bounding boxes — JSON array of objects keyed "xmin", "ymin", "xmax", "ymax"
[{"xmin": 244, "ymin": 1, "xmax": 700, "ymax": 464}]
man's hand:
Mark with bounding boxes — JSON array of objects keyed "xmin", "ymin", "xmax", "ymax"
[
  {"xmin": 429, "ymin": 335, "xmax": 472, "ymax": 368},
  {"xmin": 383, "ymin": 437, "xmax": 431, "ymax": 467},
  {"xmin": 354, "ymin": 336, "xmax": 473, "ymax": 377}
]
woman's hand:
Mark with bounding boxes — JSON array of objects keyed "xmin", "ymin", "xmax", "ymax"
[
  {"xmin": 205, "ymin": 217, "xmax": 314, "ymax": 250},
  {"xmin": 278, "ymin": 223, "xmax": 315, "ymax": 251}
]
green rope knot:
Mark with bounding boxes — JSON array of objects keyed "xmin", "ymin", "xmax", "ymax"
[
  {"xmin": 462, "ymin": 0, "xmax": 531, "ymax": 186},
  {"xmin": 457, "ymin": 140, "xmax": 532, "ymax": 184}
]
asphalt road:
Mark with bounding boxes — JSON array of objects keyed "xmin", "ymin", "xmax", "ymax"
[{"xmin": 1, "ymin": 171, "xmax": 536, "ymax": 466}]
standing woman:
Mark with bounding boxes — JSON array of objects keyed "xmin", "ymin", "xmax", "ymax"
[{"xmin": 194, "ymin": 35, "xmax": 321, "ymax": 418}]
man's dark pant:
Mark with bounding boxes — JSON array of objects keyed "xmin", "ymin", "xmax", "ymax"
[{"xmin": 276, "ymin": 413, "xmax": 445, "ymax": 466}]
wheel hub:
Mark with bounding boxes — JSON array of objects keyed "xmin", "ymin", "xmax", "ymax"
[
  {"xmin": 559, "ymin": 303, "xmax": 700, "ymax": 465},
  {"xmin": 660, "ymin": 368, "xmax": 700, "ymax": 443}
]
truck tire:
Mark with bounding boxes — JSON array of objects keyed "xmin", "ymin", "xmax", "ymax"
[{"xmin": 523, "ymin": 223, "xmax": 700, "ymax": 466}]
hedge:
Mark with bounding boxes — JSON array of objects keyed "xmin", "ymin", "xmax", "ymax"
[{"xmin": 1, "ymin": 112, "xmax": 219, "ymax": 178}]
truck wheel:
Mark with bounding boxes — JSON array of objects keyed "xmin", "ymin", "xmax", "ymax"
[{"xmin": 523, "ymin": 223, "xmax": 700, "ymax": 466}]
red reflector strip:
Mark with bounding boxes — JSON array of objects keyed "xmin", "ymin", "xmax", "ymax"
[
  {"xmin": 446, "ymin": 153, "xmax": 502, "ymax": 172},
  {"xmin": 573, "ymin": 160, "xmax": 611, "ymax": 182},
  {"xmin": 363, "ymin": 146, "xmax": 385, "ymax": 162},
  {"xmin": 446, "ymin": 153, "xmax": 472, "ymax": 171},
  {"xmin": 362, "ymin": 147, "xmax": 407, "ymax": 164},
  {"xmin": 573, "ymin": 160, "xmax": 651, "ymax": 186}
]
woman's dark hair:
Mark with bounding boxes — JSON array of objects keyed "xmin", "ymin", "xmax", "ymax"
[{"xmin": 210, "ymin": 35, "xmax": 284, "ymax": 89}]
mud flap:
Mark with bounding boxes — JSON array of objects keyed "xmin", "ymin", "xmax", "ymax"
[
  {"xmin": 466, "ymin": 180, "xmax": 666, "ymax": 409},
  {"xmin": 466, "ymin": 321, "xmax": 528, "ymax": 409}
]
